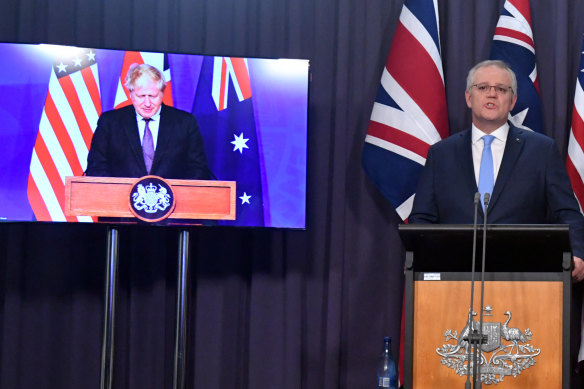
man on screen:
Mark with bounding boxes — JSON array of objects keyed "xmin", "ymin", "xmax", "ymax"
[
  {"xmin": 408, "ymin": 60, "xmax": 584, "ymax": 281},
  {"xmin": 85, "ymin": 63, "xmax": 210, "ymax": 180}
]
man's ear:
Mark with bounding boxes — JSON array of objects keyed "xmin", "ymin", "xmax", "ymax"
[
  {"xmin": 465, "ymin": 90, "xmax": 472, "ymax": 108},
  {"xmin": 509, "ymin": 93, "xmax": 518, "ymax": 111}
]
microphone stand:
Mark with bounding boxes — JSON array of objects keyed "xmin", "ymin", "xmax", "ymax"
[
  {"xmin": 475, "ymin": 192, "xmax": 491, "ymax": 389},
  {"xmin": 464, "ymin": 193, "xmax": 481, "ymax": 389}
]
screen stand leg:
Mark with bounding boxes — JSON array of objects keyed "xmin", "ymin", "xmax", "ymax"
[
  {"xmin": 100, "ymin": 227, "xmax": 119, "ymax": 389},
  {"xmin": 173, "ymin": 229, "xmax": 190, "ymax": 389}
]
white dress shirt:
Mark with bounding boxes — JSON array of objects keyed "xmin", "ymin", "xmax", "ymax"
[
  {"xmin": 471, "ymin": 123, "xmax": 509, "ymax": 186},
  {"xmin": 136, "ymin": 108, "xmax": 162, "ymax": 150}
]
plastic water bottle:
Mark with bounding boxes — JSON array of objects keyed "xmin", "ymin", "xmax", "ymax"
[{"xmin": 377, "ymin": 336, "xmax": 397, "ymax": 389}]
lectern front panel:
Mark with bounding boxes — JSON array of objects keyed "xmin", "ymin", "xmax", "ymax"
[{"xmin": 412, "ymin": 280, "xmax": 562, "ymax": 388}]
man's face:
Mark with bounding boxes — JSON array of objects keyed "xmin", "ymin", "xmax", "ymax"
[
  {"xmin": 465, "ymin": 65, "xmax": 517, "ymax": 133},
  {"xmin": 130, "ymin": 77, "xmax": 164, "ymax": 119}
]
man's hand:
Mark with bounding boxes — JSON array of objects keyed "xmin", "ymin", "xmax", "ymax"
[{"xmin": 572, "ymin": 256, "xmax": 584, "ymax": 282}]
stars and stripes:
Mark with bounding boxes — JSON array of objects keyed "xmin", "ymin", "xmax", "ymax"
[
  {"xmin": 362, "ymin": 0, "xmax": 449, "ymax": 221},
  {"xmin": 569, "ymin": 37, "xmax": 584, "ymax": 367},
  {"xmin": 567, "ymin": 38, "xmax": 584, "ymax": 213},
  {"xmin": 114, "ymin": 51, "xmax": 173, "ymax": 109},
  {"xmin": 489, "ymin": 0, "xmax": 543, "ymax": 133},
  {"xmin": 27, "ymin": 47, "xmax": 101, "ymax": 222}
]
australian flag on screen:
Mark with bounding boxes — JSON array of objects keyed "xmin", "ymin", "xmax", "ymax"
[{"xmin": 192, "ymin": 56, "xmax": 264, "ymax": 226}]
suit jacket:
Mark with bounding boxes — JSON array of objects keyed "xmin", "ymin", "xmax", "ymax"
[
  {"xmin": 409, "ymin": 124, "xmax": 584, "ymax": 258},
  {"xmin": 85, "ymin": 104, "xmax": 210, "ymax": 180}
]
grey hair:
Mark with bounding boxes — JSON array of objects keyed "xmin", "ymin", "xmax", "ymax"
[
  {"xmin": 466, "ymin": 60, "xmax": 517, "ymax": 96},
  {"xmin": 124, "ymin": 63, "xmax": 166, "ymax": 92}
]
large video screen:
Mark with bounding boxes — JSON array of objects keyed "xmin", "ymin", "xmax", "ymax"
[{"xmin": 0, "ymin": 43, "xmax": 309, "ymax": 228}]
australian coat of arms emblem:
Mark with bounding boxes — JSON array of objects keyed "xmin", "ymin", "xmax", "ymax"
[
  {"xmin": 436, "ymin": 306, "xmax": 540, "ymax": 385},
  {"xmin": 129, "ymin": 176, "xmax": 175, "ymax": 222}
]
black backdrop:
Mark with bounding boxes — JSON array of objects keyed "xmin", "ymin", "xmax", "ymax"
[{"xmin": 2, "ymin": 0, "xmax": 584, "ymax": 388}]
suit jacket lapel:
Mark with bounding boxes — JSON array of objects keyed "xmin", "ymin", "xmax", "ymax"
[
  {"xmin": 488, "ymin": 125, "xmax": 525, "ymax": 212},
  {"xmin": 122, "ymin": 106, "xmax": 148, "ymax": 174},
  {"xmin": 151, "ymin": 105, "xmax": 170, "ymax": 173},
  {"xmin": 457, "ymin": 129, "xmax": 478, "ymax": 200}
]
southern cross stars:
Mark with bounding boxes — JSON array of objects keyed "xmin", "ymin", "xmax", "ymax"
[
  {"xmin": 508, "ymin": 108, "xmax": 530, "ymax": 131},
  {"xmin": 231, "ymin": 132, "xmax": 249, "ymax": 154},
  {"xmin": 231, "ymin": 132, "xmax": 252, "ymax": 205},
  {"xmin": 239, "ymin": 192, "xmax": 251, "ymax": 204}
]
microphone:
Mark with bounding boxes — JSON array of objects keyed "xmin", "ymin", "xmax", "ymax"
[
  {"xmin": 483, "ymin": 193, "xmax": 490, "ymax": 210},
  {"xmin": 476, "ymin": 192, "xmax": 491, "ymax": 389},
  {"xmin": 464, "ymin": 193, "xmax": 481, "ymax": 389}
]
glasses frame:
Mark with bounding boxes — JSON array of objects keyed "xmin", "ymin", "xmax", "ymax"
[{"xmin": 471, "ymin": 83, "xmax": 513, "ymax": 96}]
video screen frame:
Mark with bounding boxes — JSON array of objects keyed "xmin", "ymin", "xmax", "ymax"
[{"xmin": 0, "ymin": 42, "xmax": 309, "ymax": 228}]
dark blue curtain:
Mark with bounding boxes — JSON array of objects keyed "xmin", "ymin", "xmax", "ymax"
[{"xmin": 1, "ymin": 0, "xmax": 584, "ymax": 388}]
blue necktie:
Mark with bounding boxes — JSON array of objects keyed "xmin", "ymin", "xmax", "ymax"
[
  {"xmin": 478, "ymin": 135, "xmax": 495, "ymax": 209},
  {"xmin": 142, "ymin": 118, "xmax": 154, "ymax": 174}
]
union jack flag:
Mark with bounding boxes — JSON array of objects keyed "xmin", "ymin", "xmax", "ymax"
[
  {"xmin": 211, "ymin": 57, "xmax": 252, "ymax": 111},
  {"xmin": 114, "ymin": 51, "xmax": 173, "ymax": 109},
  {"xmin": 27, "ymin": 46, "xmax": 101, "ymax": 221},
  {"xmin": 362, "ymin": 0, "xmax": 449, "ymax": 221},
  {"xmin": 362, "ymin": 1, "xmax": 448, "ymax": 386},
  {"xmin": 489, "ymin": 0, "xmax": 542, "ymax": 133}
]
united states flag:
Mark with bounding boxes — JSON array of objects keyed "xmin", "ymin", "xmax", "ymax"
[
  {"xmin": 27, "ymin": 46, "xmax": 101, "ymax": 222},
  {"xmin": 362, "ymin": 0, "xmax": 449, "ymax": 221},
  {"xmin": 114, "ymin": 51, "xmax": 173, "ymax": 109},
  {"xmin": 490, "ymin": 0, "xmax": 542, "ymax": 133},
  {"xmin": 568, "ymin": 37, "xmax": 584, "ymax": 366},
  {"xmin": 568, "ymin": 38, "xmax": 584, "ymax": 212}
]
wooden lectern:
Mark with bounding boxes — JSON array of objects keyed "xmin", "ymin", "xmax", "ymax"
[
  {"xmin": 64, "ymin": 176, "xmax": 236, "ymax": 220},
  {"xmin": 64, "ymin": 176, "xmax": 237, "ymax": 389},
  {"xmin": 399, "ymin": 224, "xmax": 572, "ymax": 389}
]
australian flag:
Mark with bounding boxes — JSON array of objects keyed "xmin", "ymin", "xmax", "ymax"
[
  {"xmin": 490, "ymin": 0, "xmax": 543, "ymax": 133},
  {"xmin": 192, "ymin": 56, "xmax": 264, "ymax": 226}
]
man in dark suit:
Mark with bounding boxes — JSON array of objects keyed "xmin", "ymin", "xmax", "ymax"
[
  {"xmin": 409, "ymin": 60, "xmax": 584, "ymax": 281},
  {"xmin": 85, "ymin": 63, "xmax": 210, "ymax": 180}
]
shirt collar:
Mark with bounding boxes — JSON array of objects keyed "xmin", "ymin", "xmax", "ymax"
[
  {"xmin": 471, "ymin": 122, "xmax": 509, "ymax": 144},
  {"xmin": 136, "ymin": 106, "xmax": 162, "ymax": 122}
]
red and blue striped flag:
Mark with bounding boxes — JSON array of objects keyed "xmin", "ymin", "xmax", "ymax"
[
  {"xmin": 567, "ymin": 37, "xmax": 584, "ymax": 212},
  {"xmin": 27, "ymin": 46, "xmax": 101, "ymax": 222},
  {"xmin": 568, "ymin": 36, "xmax": 584, "ymax": 366},
  {"xmin": 489, "ymin": 0, "xmax": 542, "ymax": 133},
  {"xmin": 362, "ymin": 0, "xmax": 449, "ymax": 221}
]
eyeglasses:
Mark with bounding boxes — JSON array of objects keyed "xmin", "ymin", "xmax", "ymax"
[{"xmin": 471, "ymin": 84, "xmax": 513, "ymax": 96}]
